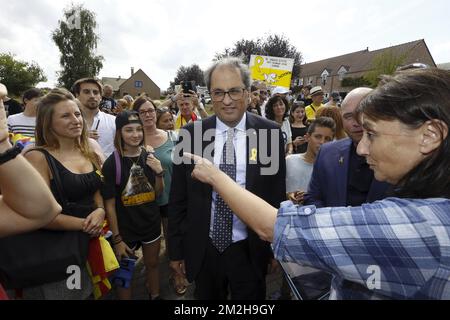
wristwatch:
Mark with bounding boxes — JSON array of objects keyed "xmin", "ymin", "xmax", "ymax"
[{"xmin": 0, "ymin": 144, "xmax": 22, "ymax": 165}]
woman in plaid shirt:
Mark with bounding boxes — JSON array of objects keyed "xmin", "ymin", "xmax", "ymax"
[{"xmin": 185, "ymin": 68, "xmax": 450, "ymax": 299}]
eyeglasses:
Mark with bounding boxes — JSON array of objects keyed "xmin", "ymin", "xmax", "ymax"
[
  {"xmin": 139, "ymin": 109, "xmax": 155, "ymax": 116},
  {"xmin": 210, "ymin": 88, "xmax": 246, "ymax": 102}
]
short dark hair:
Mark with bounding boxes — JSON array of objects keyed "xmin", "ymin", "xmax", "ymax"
[
  {"xmin": 307, "ymin": 116, "xmax": 336, "ymax": 135},
  {"xmin": 132, "ymin": 96, "xmax": 156, "ymax": 112},
  {"xmin": 71, "ymin": 78, "xmax": 103, "ymax": 96},
  {"xmin": 358, "ymin": 68, "xmax": 450, "ymax": 198},
  {"xmin": 22, "ymin": 88, "xmax": 42, "ymax": 104},
  {"xmin": 315, "ymin": 106, "xmax": 346, "ymax": 140},
  {"xmin": 265, "ymin": 96, "xmax": 289, "ymax": 121}
]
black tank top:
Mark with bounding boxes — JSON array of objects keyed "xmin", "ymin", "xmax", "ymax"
[{"xmin": 48, "ymin": 153, "xmax": 103, "ymax": 214}]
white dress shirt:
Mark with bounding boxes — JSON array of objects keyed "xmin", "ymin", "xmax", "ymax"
[
  {"xmin": 92, "ymin": 111, "xmax": 116, "ymax": 157},
  {"xmin": 210, "ymin": 114, "xmax": 248, "ymax": 243}
]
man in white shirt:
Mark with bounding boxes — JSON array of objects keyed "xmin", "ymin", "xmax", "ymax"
[
  {"xmin": 7, "ymin": 88, "xmax": 42, "ymax": 138},
  {"xmin": 72, "ymin": 78, "xmax": 116, "ymax": 157},
  {"xmin": 286, "ymin": 117, "xmax": 336, "ymax": 204}
]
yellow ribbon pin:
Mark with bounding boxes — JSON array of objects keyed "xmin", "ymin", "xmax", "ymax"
[{"xmin": 250, "ymin": 148, "xmax": 258, "ymax": 162}]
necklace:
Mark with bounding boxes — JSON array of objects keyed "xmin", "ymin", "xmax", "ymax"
[{"xmin": 126, "ymin": 155, "xmax": 141, "ymax": 167}]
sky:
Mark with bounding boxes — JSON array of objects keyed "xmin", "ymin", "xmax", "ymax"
[{"xmin": 1, "ymin": 0, "xmax": 450, "ymax": 91}]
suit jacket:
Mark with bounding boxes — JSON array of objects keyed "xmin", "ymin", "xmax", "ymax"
[
  {"xmin": 304, "ymin": 138, "xmax": 389, "ymax": 208},
  {"xmin": 168, "ymin": 112, "xmax": 286, "ymax": 282}
]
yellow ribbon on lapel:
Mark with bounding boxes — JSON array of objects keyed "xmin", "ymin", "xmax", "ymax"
[{"xmin": 250, "ymin": 148, "xmax": 258, "ymax": 162}]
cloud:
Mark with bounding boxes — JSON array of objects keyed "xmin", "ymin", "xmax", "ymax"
[{"xmin": 1, "ymin": 0, "xmax": 449, "ymax": 90}]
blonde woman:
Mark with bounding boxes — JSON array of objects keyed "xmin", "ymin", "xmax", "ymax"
[{"xmin": 23, "ymin": 88, "xmax": 105, "ymax": 299}]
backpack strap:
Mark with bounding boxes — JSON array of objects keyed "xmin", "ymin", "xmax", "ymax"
[
  {"xmin": 114, "ymin": 150, "xmax": 121, "ymax": 186},
  {"xmin": 168, "ymin": 130, "xmax": 178, "ymax": 143}
]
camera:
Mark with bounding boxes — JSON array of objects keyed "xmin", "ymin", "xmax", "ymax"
[{"xmin": 182, "ymin": 81, "xmax": 196, "ymax": 94}]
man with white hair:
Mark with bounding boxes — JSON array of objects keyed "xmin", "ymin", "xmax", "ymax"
[{"xmin": 100, "ymin": 84, "xmax": 117, "ymax": 113}]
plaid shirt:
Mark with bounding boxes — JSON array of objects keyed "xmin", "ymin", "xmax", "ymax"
[{"xmin": 273, "ymin": 198, "xmax": 450, "ymax": 300}]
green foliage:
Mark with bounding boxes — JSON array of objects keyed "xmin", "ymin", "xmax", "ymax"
[
  {"xmin": 0, "ymin": 53, "xmax": 47, "ymax": 96},
  {"xmin": 364, "ymin": 49, "xmax": 407, "ymax": 87},
  {"xmin": 170, "ymin": 64, "xmax": 205, "ymax": 89},
  {"xmin": 215, "ymin": 34, "xmax": 303, "ymax": 80},
  {"xmin": 52, "ymin": 4, "xmax": 103, "ymax": 90},
  {"xmin": 341, "ymin": 76, "xmax": 371, "ymax": 88}
]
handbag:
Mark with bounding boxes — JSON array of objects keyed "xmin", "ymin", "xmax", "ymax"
[{"xmin": 0, "ymin": 149, "xmax": 92, "ymax": 289}]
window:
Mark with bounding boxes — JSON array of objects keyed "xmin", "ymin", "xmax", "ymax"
[
  {"xmin": 321, "ymin": 70, "xmax": 329, "ymax": 86},
  {"xmin": 134, "ymin": 80, "xmax": 143, "ymax": 88},
  {"xmin": 338, "ymin": 66, "xmax": 348, "ymax": 81}
]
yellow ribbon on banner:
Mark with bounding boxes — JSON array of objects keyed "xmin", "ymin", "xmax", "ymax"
[{"xmin": 255, "ymin": 56, "xmax": 264, "ymax": 74}]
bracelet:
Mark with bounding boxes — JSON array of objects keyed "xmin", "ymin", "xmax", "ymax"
[
  {"xmin": 155, "ymin": 169, "xmax": 165, "ymax": 177},
  {"xmin": 112, "ymin": 239, "xmax": 123, "ymax": 245},
  {"xmin": 112, "ymin": 234, "xmax": 123, "ymax": 245},
  {"xmin": 0, "ymin": 144, "xmax": 22, "ymax": 165}
]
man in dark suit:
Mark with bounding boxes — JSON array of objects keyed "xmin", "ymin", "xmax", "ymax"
[
  {"xmin": 305, "ymin": 87, "xmax": 390, "ymax": 207},
  {"xmin": 168, "ymin": 58, "xmax": 286, "ymax": 300}
]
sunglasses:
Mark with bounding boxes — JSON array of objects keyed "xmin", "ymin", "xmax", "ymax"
[{"xmin": 157, "ymin": 107, "xmax": 170, "ymax": 113}]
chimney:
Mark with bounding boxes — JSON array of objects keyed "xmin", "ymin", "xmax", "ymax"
[{"xmin": 131, "ymin": 67, "xmax": 135, "ymax": 76}]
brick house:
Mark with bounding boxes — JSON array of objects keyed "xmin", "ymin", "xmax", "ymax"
[
  {"xmin": 102, "ymin": 68, "xmax": 161, "ymax": 100},
  {"xmin": 298, "ymin": 39, "xmax": 436, "ymax": 99}
]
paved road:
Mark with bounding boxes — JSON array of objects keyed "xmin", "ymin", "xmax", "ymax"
[{"xmin": 111, "ymin": 236, "xmax": 287, "ymax": 300}]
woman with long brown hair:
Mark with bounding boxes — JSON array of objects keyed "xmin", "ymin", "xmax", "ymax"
[{"xmin": 23, "ymin": 88, "xmax": 105, "ymax": 299}]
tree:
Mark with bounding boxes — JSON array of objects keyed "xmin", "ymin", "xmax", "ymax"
[
  {"xmin": 364, "ymin": 49, "xmax": 407, "ymax": 87},
  {"xmin": 341, "ymin": 76, "xmax": 371, "ymax": 88},
  {"xmin": 0, "ymin": 53, "xmax": 47, "ymax": 96},
  {"xmin": 52, "ymin": 4, "xmax": 103, "ymax": 90},
  {"xmin": 215, "ymin": 34, "xmax": 303, "ymax": 81},
  {"xmin": 170, "ymin": 64, "xmax": 205, "ymax": 89}
]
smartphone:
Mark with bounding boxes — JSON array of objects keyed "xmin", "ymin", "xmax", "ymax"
[{"xmin": 182, "ymin": 81, "xmax": 196, "ymax": 94}]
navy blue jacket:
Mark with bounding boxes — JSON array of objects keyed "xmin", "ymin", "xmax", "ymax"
[{"xmin": 304, "ymin": 138, "xmax": 389, "ymax": 208}]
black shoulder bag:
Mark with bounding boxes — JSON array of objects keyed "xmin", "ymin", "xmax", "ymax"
[{"xmin": 0, "ymin": 149, "xmax": 91, "ymax": 289}]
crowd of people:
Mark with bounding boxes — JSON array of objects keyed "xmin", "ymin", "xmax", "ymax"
[{"xmin": 0, "ymin": 59, "xmax": 448, "ymax": 301}]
